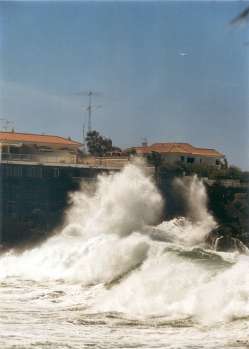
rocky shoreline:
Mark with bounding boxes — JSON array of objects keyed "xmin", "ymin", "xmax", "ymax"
[
  {"xmin": 206, "ymin": 182, "xmax": 249, "ymax": 252},
  {"xmin": 158, "ymin": 174, "xmax": 249, "ymax": 251}
]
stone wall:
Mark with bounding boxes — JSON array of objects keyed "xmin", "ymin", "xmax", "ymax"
[{"xmin": 0, "ymin": 163, "xmax": 108, "ymax": 246}]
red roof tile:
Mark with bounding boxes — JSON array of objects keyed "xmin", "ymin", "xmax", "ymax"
[
  {"xmin": 0, "ymin": 131, "xmax": 81, "ymax": 146},
  {"xmin": 133, "ymin": 142, "xmax": 224, "ymax": 158}
]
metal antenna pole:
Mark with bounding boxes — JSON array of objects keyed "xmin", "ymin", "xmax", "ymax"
[
  {"xmin": 73, "ymin": 90, "xmax": 102, "ymax": 136},
  {"xmin": 0, "ymin": 118, "xmax": 13, "ymax": 131},
  {"xmin": 87, "ymin": 91, "xmax": 93, "ymax": 132},
  {"xmin": 82, "ymin": 123, "xmax": 85, "ymax": 144},
  {"xmin": 82, "ymin": 122, "xmax": 86, "ymax": 152}
]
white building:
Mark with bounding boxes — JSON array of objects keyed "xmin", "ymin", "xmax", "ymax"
[
  {"xmin": 0, "ymin": 131, "xmax": 82, "ymax": 164},
  {"xmin": 131, "ymin": 142, "xmax": 226, "ymax": 167}
]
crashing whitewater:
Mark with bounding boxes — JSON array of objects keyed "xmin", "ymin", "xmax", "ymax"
[{"xmin": 1, "ymin": 162, "xmax": 249, "ymax": 326}]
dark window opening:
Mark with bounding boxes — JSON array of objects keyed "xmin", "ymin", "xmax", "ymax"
[{"xmin": 187, "ymin": 157, "xmax": 195, "ymax": 164}]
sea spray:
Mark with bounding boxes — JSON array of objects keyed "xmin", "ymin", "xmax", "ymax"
[
  {"xmin": 170, "ymin": 175, "xmax": 216, "ymax": 245},
  {"xmin": 0, "ymin": 163, "xmax": 249, "ymax": 325},
  {"xmin": 64, "ymin": 162, "xmax": 163, "ymax": 237},
  {"xmin": 0, "ymin": 163, "xmax": 161, "ymax": 282}
]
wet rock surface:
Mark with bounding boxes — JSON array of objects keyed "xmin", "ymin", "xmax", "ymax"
[{"xmin": 158, "ymin": 176, "xmax": 249, "ymax": 252}]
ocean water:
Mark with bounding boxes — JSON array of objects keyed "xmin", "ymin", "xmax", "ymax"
[{"xmin": 1, "ymin": 163, "xmax": 249, "ymax": 349}]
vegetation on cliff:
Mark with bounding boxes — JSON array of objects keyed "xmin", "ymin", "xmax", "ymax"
[{"xmin": 86, "ymin": 130, "xmax": 121, "ymax": 156}]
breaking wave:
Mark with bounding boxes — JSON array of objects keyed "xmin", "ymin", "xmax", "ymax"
[{"xmin": 0, "ymin": 162, "xmax": 249, "ymax": 325}]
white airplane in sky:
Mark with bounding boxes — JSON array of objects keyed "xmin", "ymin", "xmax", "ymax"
[{"xmin": 179, "ymin": 52, "xmax": 189, "ymax": 56}]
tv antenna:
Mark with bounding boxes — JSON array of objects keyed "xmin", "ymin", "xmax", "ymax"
[
  {"xmin": 86, "ymin": 91, "xmax": 101, "ymax": 133},
  {"xmin": 0, "ymin": 118, "xmax": 14, "ymax": 131},
  {"xmin": 74, "ymin": 90, "xmax": 102, "ymax": 135}
]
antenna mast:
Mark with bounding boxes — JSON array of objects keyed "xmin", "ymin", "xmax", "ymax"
[
  {"xmin": 73, "ymin": 90, "xmax": 102, "ymax": 144},
  {"xmin": 82, "ymin": 122, "xmax": 86, "ymax": 152},
  {"xmin": 85, "ymin": 91, "xmax": 101, "ymax": 132},
  {"xmin": 0, "ymin": 118, "xmax": 14, "ymax": 131},
  {"xmin": 87, "ymin": 91, "xmax": 93, "ymax": 132}
]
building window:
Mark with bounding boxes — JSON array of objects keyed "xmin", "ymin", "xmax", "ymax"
[
  {"xmin": 216, "ymin": 159, "xmax": 220, "ymax": 165},
  {"xmin": 180, "ymin": 156, "xmax": 185, "ymax": 162},
  {"xmin": 187, "ymin": 157, "xmax": 195, "ymax": 164}
]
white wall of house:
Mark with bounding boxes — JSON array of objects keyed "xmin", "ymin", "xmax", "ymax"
[
  {"xmin": 1, "ymin": 142, "xmax": 78, "ymax": 164},
  {"xmin": 32, "ymin": 150, "xmax": 77, "ymax": 164},
  {"xmin": 161, "ymin": 154, "xmax": 223, "ymax": 167}
]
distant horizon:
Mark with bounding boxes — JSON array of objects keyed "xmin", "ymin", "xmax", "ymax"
[{"xmin": 1, "ymin": 1, "xmax": 248, "ymax": 169}]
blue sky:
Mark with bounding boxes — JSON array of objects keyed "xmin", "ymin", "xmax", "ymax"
[{"xmin": 0, "ymin": 1, "xmax": 248, "ymax": 168}]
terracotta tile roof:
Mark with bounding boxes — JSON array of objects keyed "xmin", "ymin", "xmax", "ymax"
[
  {"xmin": 133, "ymin": 142, "xmax": 224, "ymax": 158},
  {"xmin": 0, "ymin": 131, "xmax": 81, "ymax": 146}
]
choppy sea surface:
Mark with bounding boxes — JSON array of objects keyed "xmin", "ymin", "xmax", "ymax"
[
  {"xmin": 1, "ymin": 277, "xmax": 249, "ymax": 349},
  {"xmin": 1, "ymin": 164, "xmax": 249, "ymax": 348}
]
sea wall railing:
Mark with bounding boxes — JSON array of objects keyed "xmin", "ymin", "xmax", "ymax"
[
  {"xmin": 77, "ymin": 156, "xmax": 130, "ymax": 168},
  {"xmin": 0, "ymin": 152, "xmax": 76, "ymax": 164},
  {"xmin": 0, "ymin": 152, "xmax": 155, "ymax": 171},
  {"xmin": 0, "ymin": 152, "xmax": 131, "ymax": 169}
]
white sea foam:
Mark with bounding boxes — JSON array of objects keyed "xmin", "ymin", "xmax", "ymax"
[{"xmin": 0, "ymin": 162, "xmax": 249, "ymax": 325}]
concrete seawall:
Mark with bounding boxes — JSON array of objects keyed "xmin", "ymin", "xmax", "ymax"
[{"xmin": 0, "ymin": 162, "xmax": 112, "ymax": 246}]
